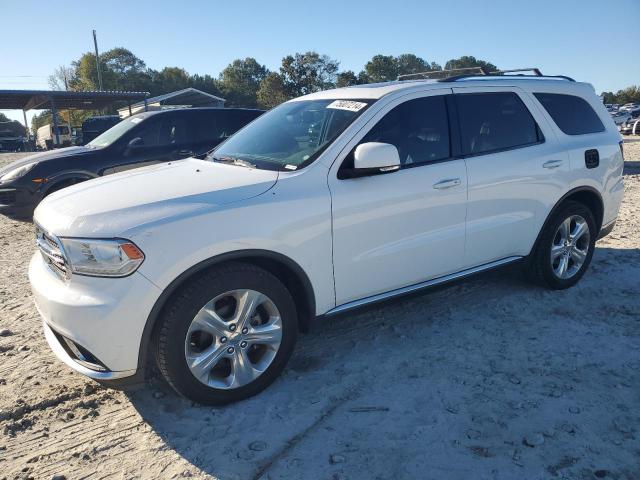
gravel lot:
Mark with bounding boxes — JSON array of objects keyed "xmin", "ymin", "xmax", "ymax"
[{"xmin": 0, "ymin": 140, "xmax": 639, "ymax": 480}]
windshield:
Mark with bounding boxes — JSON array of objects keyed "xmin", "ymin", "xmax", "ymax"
[
  {"xmin": 87, "ymin": 116, "xmax": 139, "ymax": 148},
  {"xmin": 211, "ymin": 99, "xmax": 371, "ymax": 170}
]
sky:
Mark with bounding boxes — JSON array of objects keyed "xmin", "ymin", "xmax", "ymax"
[{"xmin": 1, "ymin": 0, "xmax": 639, "ymax": 125}]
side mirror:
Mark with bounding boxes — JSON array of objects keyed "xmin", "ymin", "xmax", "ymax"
[
  {"xmin": 124, "ymin": 137, "xmax": 144, "ymax": 155},
  {"xmin": 127, "ymin": 137, "xmax": 143, "ymax": 148},
  {"xmin": 352, "ymin": 142, "xmax": 400, "ymax": 175}
]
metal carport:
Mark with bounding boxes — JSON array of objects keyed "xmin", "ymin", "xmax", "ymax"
[{"xmin": 0, "ymin": 90, "xmax": 149, "ymax": 147}]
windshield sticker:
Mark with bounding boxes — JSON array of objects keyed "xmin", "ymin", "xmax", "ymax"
[
  {"xmin": 284, "ymin": 164, "xmax": 297, "ymax": 170},
  {"xmin": 327, "ymin": 100, "xmax": 367, "ymax": 112},
  {"xmin": 130, "ymin": 117, "xmax": 143, "ymax": 124}
]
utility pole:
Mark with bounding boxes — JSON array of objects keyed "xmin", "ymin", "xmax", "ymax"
[
  {"xmin": 93, "ymin": 29, "xmax": 104, "ymax": 91},
  {"xmin": 62, "ymin": 69, "xmax": 72, "ymax": 138}
]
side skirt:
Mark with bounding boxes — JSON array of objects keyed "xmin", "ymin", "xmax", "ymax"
[{"xmin": 324, "ymin": 256, "xmax": 523, "ymax": 317}]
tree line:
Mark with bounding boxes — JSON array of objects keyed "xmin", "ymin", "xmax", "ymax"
[
  {"xmin": 50, "ymin": 49, "xmax": 500, "ymax": 109},
  {"xmin": 31, "ymin": 50, "xmax": 497, "ymax": 131},
  {"xmin": 601, "ymin": 86, "xmax": 640, "ymax": 106},
  {"xmin": 29, "ymin": 47, "xmax": 640, "ymax": 132}
]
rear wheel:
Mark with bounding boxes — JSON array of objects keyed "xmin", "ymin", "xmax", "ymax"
[
  {"xmin": 525, "ymin": 201, "xmax": 596, "ymax": 289},
  {"xmin": 155, "ymin": 263, "xmax": 297, "ymax": 405}
]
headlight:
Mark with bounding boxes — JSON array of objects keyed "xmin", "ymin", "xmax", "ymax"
[
  {"xmin": 0, "ymin": 162, "xmax": 38, "ymax": 182},
  {"xmin": 59, "ymin": 238, "xmax": 145, "ymax": 277}
]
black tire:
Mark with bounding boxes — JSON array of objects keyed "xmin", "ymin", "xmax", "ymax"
[
  {"xmin": 525, "ymin": 200, "xmax": 597, "ymax": 290},
  {"xmin": 155, "ymin": 262, "xmax": 298, "ymax": 405}
]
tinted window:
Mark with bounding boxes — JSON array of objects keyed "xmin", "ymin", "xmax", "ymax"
[
  {"xmin": 457, "ymin": 92, "xmax": 541, "ymax": 156},
  {"xmin": 185, "ymin": 111, "xmax": 262, "ymax": 145},
  {"xmin": 360, "ymin": 96, "xmax": 450, "ymax": 166},
  {"xmin": 87, "ymin": 116, "xmax": 141, "ymax": 148},
  {"xmin": 219, "ymin": 111, "xmax": 259, "ymax": 137},
  {"xmin": 135, "ymin": 116, "xmax": 187, "ymax": 147},
  {"xmin": 534, "ymin": 93, "xmax": 605, "ymax": 135}
]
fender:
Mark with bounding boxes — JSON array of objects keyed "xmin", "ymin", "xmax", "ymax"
[
  {"xmin": 135, "ymin": 249, "xmax": 317, "ymax": 374},
  {"xmin": 41, "ymin": 170, "xmax": 98, "ymax": 196},
  {"xmin": 528, "ymin": 185, "xmax": 604, "ymax": 257}
]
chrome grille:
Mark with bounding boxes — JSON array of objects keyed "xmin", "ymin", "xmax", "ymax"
[{"xmin": 35, "ymin": 224, "xmax": 68, "ymax": 279}]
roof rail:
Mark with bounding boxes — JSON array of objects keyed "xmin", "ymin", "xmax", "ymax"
[
  {"xmin": 397, "ymin": 66, "xmax": 575, "ymax": 83},
  {"xmin": 397, "ymin": 67, "xmax": 490, "ymax": 81},
  {"xmin": 440, "ymin": 67, "xmax": 575, "ymax": 83}
]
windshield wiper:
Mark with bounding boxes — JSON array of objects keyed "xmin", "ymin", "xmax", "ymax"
[{"xmin": 212, "ymin": 155, "xmax": 256, "ymax": 169}]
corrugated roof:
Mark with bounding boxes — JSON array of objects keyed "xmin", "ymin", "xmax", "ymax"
[
  {"xmin": 0, "ymin": 90, "xmax": 149, "ymax": 110},
  {"xmin": 131, "ymin": 87, "xmax": 225, "ymax": 107}
]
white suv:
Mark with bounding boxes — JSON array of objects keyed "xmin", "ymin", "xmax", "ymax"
[{"xmin": 29, "ymin": 72, "xmax": 624, "ymax": 404}]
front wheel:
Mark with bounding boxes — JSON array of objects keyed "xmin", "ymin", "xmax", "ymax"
[
  {"xmin": 155, "ymin": 263, "xmax": 298, "ymax": 405},
  {"xmin": 525, "ymin": 201, "xmax": 597, "ymax": 289}
]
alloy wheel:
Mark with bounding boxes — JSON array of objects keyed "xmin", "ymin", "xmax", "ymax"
[
  {"xmin": 184, "ymin": 289, "xmax": 283, "ymax": 389},
  {"xmin": 550, "ymin": 214, "xmax": 591, "ymax": 280}
]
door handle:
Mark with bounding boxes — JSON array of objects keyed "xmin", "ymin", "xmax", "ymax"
[
  {"xmin": 543, "ymin": 160, "xmax": 563, "ymax": 169},
  {"xmin": 176, "ymin": 149, "xmax": 194, "ymax": 157},
  {"xmin": 433, "ymin": 178, "xmax": 461, "ymax": 189}
]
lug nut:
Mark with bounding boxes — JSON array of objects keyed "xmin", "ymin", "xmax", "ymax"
[
  {"xmin": 229, "ymin": 324, "xmax": 237, "ymax": 332},
  {"xmin": 220, "ymin": 336, "xmax": 228, "ymax": 343},
  {"xmin": 227, "ymin": 347, "xmax": 235, "ymax": 354},
  {"xmin": 241, "ymin": 327, "xmax": 248, "ymax": 334},
  {"xmin": 240, "ymin": 341, "xmax": 248, "ymax": 348}
]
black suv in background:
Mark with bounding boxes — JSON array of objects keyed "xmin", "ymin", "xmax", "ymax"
[
  {"xmin": 0, "ymin": 107, "xmax": 263, "ymax": 219},
  {"xmin": 80, "ymin": 115, "xmax": 122, "ymax": 145}
]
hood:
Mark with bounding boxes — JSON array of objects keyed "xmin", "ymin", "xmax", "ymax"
[
  {"xmin": 0, "ymin": 146, "xmax": 93, "ymax": 175},
  {"xmin": 34, "ymin": 158, "xmax": 279, "ymax": 237}
]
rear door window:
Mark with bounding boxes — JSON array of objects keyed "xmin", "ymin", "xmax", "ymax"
[
  {"xmin": 135, "ymin": 116, "xmax": 187, "ymax": 147},
  {"xmin": 456, "ymin": 92, "xmax": 542, "ymax": 156},
  {"xmin": 534, "ymin": 93, "xmax": 605, "ymax": 135}
]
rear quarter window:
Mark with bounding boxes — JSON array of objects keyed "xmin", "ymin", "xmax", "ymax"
[{"xmin": 534, "ymin": 93, "xmax": 605, "ymax": 135}]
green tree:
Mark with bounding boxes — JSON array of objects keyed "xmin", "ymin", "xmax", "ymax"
[
  {"xmin": 395, "ymin": 54, "xmax": 438, "ymax": 77},
  {"xmin": 359, "ymin": 54, "xmax": 440, "ymax": 83},
  {"xmin": 336, "ymin": 70, "xmax": 359, "ymax": 88},
  {"xmin": 257, "ymin": 72, "xmax": 289, "ymax": 109},
  {"xmin": 444, "ymin": 55, "xmax": 497, "ymax": 73},
  {"xmin": 70, "ymin": 48, "xmax": 151, "ymax": 92},
  {"xmin": 599, "ymin": 86, "xmax": 640, "ymax": 105},
  {"xmin": 361, "ymin": 54, "xmax": 397, "ymax": 83},
  {"xmin": 189, "ymin": 74, "xmax": 222, "ymax": 98},
  {"xmin": 219, "ymin": 58, "xmax": 269, "ymax": 108},
  {"xmin": 280, "ymin": 51, "xmax": 339, "ymax": 97},
  {"xmin": 601, "ymin": 91, "xmax": 616, "ymax": 104},
  {"xmin": 149, "ymin": 67, "xmax": 190, "ymax": 95},
  {"xmin": 31, "ymin": 111, "xmax": 52, "ymax": 136},
  {"xmin": 615, "ymin": 85, "xmax": 640, "ymax": 104},
  {"xmin": 101, "ymin": 48, "xmax": 151, "ymax": 92}
]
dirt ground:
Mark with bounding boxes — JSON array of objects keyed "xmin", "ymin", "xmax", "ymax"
[{"xmin": 0, "ymin": 140, "xmax": 639, "ymax": 480}]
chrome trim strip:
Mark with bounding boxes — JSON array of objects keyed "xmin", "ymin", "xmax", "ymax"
[
  {"xmin": 325, "ymin": 256, "xmax": 523, "ymax": 316},
  {"xmin": 42, "ymin": 321, "xmax": 137, "ymax": 381},
  {"xmin": 35, "ymin": 222, "xmax": 69, "ymax": 280}
]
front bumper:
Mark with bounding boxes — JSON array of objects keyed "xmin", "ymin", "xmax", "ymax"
[
  {"xmin": 0, "ymin": 185, "xmax": 39, "ymax": 219},
  {"xmin": 42, "ymin": 320, "xmax": 135, "ymax": 380},
  {"xmin": 29, "ymin": 252, "xmax": 162, "ymax": 380}
]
